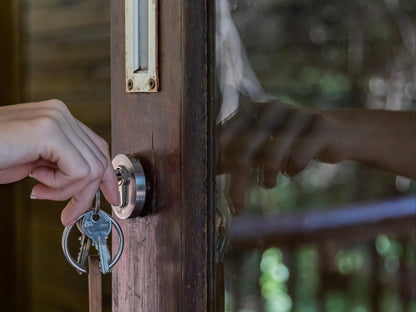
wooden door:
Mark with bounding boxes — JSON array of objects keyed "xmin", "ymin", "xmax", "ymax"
[
  {"xmin": 111, "ymin": 0, "xmax": 217, "ymax": 311},
  {"xmin": 0, "ymin": 1, "xmax": 19, "ymax": 310}
]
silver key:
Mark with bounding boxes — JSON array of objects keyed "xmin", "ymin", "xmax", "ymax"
[
  {"xmin": 82, "ymin": 210, "xmax": 112, "ymax": 274},
  {"xmin": 75, "ymin": 190, "xmax": 100, "ymax": 273},
  {"xmin": 75, "ymin": 221, "xmax": 91, "ymax": 274},
  {"xmin": 62, "ymin": 208, "xmax": 124, "ymax": 275}
]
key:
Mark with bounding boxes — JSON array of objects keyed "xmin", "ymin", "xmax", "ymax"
[
  {"xmin": 82, "ymin": 210, "xmax": 112, "ymax": 274},
  {"xmin": 76, "ymin": 221, "xmax": 92, "ymax": 274},
  {"xmin": 62, "ymin": 189, "xmax": 124, "ymax": 275}
]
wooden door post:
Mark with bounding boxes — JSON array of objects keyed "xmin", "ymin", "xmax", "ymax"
[{"xmin": 111, "ymin": 0, "xmax": 215, "ymax": 311}]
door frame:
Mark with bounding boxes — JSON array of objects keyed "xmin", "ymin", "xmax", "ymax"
[
  {"xmin": 0, "ymin": 0, "xmax": 23, "ymax": 310},
  {"xmin": 111, "ymin": 0, "xmax": 217, "ymax": 310}
]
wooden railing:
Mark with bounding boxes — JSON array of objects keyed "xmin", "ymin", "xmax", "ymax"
[{"xmin": 230, "ymin": 196, "xmax": 416, "ymax": 250}]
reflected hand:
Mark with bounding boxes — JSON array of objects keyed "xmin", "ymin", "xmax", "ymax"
[
  {"xmin": 219, "ymin": 100, "xmax": 344, "ymax": 214},
  {"xmin": 0, "ymin": 100, "xmax": 119, "ymax": 225}
]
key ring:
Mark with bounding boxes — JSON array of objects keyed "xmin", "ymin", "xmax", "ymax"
[
  {"xmin": 76, "ymin": 191, "xmax": 100, "ymax": 232},
  {"xmin": 62, "ymin": 209, "xmax": 124, "ymax": 274},
  {"xmin": 93, "ymin": 190, "xmax": 100, "ymax": 215}
]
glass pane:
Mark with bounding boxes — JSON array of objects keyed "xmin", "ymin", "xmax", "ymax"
[{"xmin": 215, "ymin": 0, "xmax": 416, "ymax": 311}]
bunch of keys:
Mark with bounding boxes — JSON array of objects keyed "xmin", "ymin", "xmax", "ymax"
[{"xmin": 62, "ymin": 191, "xmax": 124, "ymax": 274}]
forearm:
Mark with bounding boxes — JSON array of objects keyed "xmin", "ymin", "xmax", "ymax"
[{"xmin": 322, "ymin": 109, "xmax": 416, "ymax": 179}]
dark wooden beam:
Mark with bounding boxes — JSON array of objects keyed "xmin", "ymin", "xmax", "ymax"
[
  {"xmin": 0, "ymin": 0, "xmax": 20, "ymax": 310},
  {"xmin": 0, "ymin": 0, "xmax": 19, "ymax": 106},
  {"xmin": 230, "ymin": 196, "xmax": 416, "ymax": 250}
]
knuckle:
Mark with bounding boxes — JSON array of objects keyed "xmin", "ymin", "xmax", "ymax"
[
  {"xmin": 287, "ymin": 157, "xmax": 307, "ymax": 176},
  {"xmin": 89, "ymin": 163, "xmax": 104, "ymax": 180},
  {"xmin": 100, "ymin": 143, "xmax": 109, "ymax": 156},
  {"xmin": 102, "ymin": 157, "xmax": 111, "ymax": 171},
  {"xmin": 97, "ymin": 137, "xmax": 109, "ymax": 150},
  {"xmin": 293, "ymin": 108, "xmax": 310, "ymax": 122},
  {"xmin": 56, "ymin": 188, "xmax": 72, "ymax": 201},
  {"xmin": 98, "ymin": 161, "xmax": 106, "ymax": 176},
  {"xmin": 35, "ymin": 114, "xmax": 59, "ymax": 134},
  {"xmin": 102, "ymin": 142, "xmax": 110, "ymax": 154},
  {"xmin": 312, "ymin": 112, "xmax": 329, "ymax": 132},
  {"xmin": 44, "ymin": 99, "xmax": 71, "ymax": 119},
  {"xmin": 74, "ymin": 162, "xmax": 90, "ymax": 180},
  {"xmin": 96, "ymin": 154, "xmax": 107, "ymax": 170},
  {"xmin": 48, "ymin": 99, "xmax": 67, "ymax": 111}
]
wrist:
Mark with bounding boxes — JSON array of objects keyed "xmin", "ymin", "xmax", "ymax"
[{"xmin": 316, "ymin": 110, "xmax": 358, "ymax": 163}]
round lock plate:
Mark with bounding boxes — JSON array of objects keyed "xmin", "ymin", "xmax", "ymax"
[{"xmin": 111, "ymin": 154, "xmax": 147, "ymax": 219}]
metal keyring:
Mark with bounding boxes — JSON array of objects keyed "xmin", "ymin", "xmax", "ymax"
[
  {"xmin": 93, "ymin": 190, "xmax": 100, "ymax": 215},
  {"xmin": 62, "ymin": 209, "xmax": 124, "ymax": 274}
]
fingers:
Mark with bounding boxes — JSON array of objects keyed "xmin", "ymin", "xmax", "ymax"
[
  {"xmin": 26, "ymin": 100, "xmax": 118, "ymax": 223},
  {"xmin": 225, "ymin": 169, "xmax": 251, "ymax": 215},
  {"xmin": 281, "ymin": 113, "xmax": 330, "ymax": 176},
  {"xmin": 31, "ymin": 178, "xmax": 86, "ymax": 201},
  {"xmin": 220, "ymin": 101, "xmax": 293, "ymax": 171},
  {"xmin": 76, "ymin": 121, "xmax": 119, "ymax": 206},
  {"xmin": 258, "ymin": 165, "xmax": 279, "ymax": 188},
  {"xmin": 220, "ymin": 101, "xmax": 330, "ymax": 206},
  {"xmin": 284, "ymin": 136, "xmax": 323, "ymax": 176},
  {"xmin": 60, "ymin": 179, "xmax": 101, "ymax": 226},
  {"xmin": 0, "ymin": 164, "xmax": 35, "ymax": 184},
  {"xmin": 99, "ymin": 164, "xmax": 119, "ymax": 207},
  {"xmin": 267, "ymin": 110, "xmax": 313, "ymax": 169}
]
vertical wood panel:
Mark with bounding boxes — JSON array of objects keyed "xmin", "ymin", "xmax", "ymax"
[
  {"xmin": 0, "ymin": 0, "xmax": 20, "ymax": 310},
  {"xmin": 22, "ymin": 0, "xmax": 111, "ymax": 131},
  {"xmin": 111, "ymin": 0, "xmax": 183, "ymax": 309},
  {"xmin": 0, "ymin": 0, "xmax": 19, "ymax": 106},
  {"xmin": 18, "ymin": 0, "xmax": 112, "ymax": 311},
  {"xmin": 0, "ymin": 184, "xmax": 18, "ymax": 310},
  {"xmin": 89, "ymin": 256, "xmax": 103, "ymax": 312},
  {"xmin": 111, "ymin": 0, "xmax": 214, "ymax": 310}
]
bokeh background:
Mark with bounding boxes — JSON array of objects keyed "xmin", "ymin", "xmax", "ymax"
[
  {"xmin": 220, "ymin": 0, "xmax": 416, "ymax": 311},
  {"xmin": 0, "ymin": 0, "xmax": 112, "ymax": 311}
]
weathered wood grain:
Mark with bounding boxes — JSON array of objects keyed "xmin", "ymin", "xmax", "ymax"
[
  {"xmin": 111, "ymin": 0, "xmax": 215, "ymax": 310},
  {"xmin": 89, "ymin": 256, "xmax": 102, "ymax": 312}
]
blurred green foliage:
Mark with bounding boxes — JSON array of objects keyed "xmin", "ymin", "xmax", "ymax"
[
  {"xmin": 335, "ymin": 248, "xmax": 365, "ymax": 274},
  {"xmin": 260, "ymin": 248, "xmax": 291, "ymax": 312}
]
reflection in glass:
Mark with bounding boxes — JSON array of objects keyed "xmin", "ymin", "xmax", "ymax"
[{"xmin": 215, "ymin": 0, "xmax": 416, "ymax": 310}]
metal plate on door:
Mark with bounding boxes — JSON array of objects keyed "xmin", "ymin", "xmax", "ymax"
[{"xmin": 112, "ymin": 154, "xmax": 148, "ymax": 219}]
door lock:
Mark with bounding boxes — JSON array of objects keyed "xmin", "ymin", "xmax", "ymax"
[{"xmin": 111, "ymin": 154, "xmax": 149, "ymax": 219}]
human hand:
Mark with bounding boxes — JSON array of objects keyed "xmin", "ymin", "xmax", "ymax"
[
  {"xmin": 0, "ymin": 100, "xmax": 119, "ymax": 225},
  {"xmin": 219, "ymin": 100, "xmax": 344, "ymax": 214}
]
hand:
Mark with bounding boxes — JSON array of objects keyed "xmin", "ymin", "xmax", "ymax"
[
  {"xmin": 219, "ymin": 100, "xmax": 343, "ymax": 214},
  {"xmin": 220, "ymin": 100, "xmax": 416, "ymax": 214},
  {"xmin": 0, "ymin": 100, "xmax": 119, "ymax": 225}
]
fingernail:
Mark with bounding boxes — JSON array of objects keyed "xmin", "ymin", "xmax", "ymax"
[{"xmin": 30, "ymin": 194, "xmax": 37, "ymax": 199}]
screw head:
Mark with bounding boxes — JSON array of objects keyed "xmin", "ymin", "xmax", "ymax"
[
  {"xmin": 127, "ymin": 79, "xmax": 134, "ymax": 91},
  {"xmin": 148, "ymin": 78, "xmax": 156, "ymax": 89}
]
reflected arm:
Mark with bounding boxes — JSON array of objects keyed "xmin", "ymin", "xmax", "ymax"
[
  {"xmin": 322, "ymin": 109, "xmax": 416, "ymax": 179},
  {"xmin": 220, "ymin": 101, "xmax": 415, "ymax": 213}
]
